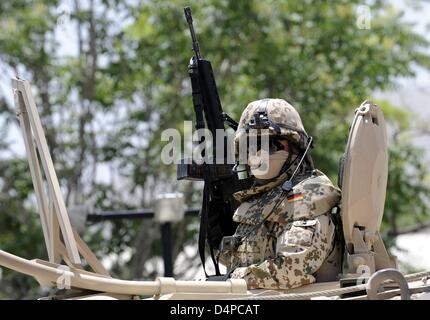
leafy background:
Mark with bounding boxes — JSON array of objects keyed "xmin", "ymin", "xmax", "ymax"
[{"xmin": 0, "ymin": 0, "xmax": 429, "ymax": 298}]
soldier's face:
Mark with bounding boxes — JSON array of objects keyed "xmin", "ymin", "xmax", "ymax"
[{"xmin": 248, "ymin": 138, "xmax": 290, "ymax": 180}]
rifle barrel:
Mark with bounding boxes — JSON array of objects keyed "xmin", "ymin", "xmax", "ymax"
[{"xmin": 184, "ymin": 7, "xmax": 201, "ymax": 59}]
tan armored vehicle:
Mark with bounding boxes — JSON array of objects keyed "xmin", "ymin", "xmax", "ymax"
[{"xmin": 0, "ymin": 77, "xmax": 428, "ymax": 300}]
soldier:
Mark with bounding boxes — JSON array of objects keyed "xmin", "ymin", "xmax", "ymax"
[{"xmin": 218, "ymin": 98, "xmax": 341, "ymax": 290}]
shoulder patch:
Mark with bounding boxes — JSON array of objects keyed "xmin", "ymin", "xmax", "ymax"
[
  {"xmin": 233, "ymin": 170, "xmax": 340, "ymax": 226},
  {"xmin": 287, "ymin": 192, "xmax": 304, "ymax": 203},
  {"xmin": 267, "ymin": 170, "xmax": 341, "ymax": 224}
]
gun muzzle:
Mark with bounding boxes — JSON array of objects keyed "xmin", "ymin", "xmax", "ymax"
[{"xmin": 184, "ymin": 6, "xmax": 193, "ymax": 23}]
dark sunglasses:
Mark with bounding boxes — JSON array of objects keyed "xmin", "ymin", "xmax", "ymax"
[{"xmin": 247, "ymin": 136, "xmax": 286, "ymax": 154}]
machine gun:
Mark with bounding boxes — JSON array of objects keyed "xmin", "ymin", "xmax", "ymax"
[{"xmin": 177, "ymin": 7, "xmax": 253, "ymax": 275}]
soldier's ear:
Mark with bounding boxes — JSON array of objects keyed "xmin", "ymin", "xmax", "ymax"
[{"xmin": 279, "ymin": 139, "xmax": 289, "ymax": 152}]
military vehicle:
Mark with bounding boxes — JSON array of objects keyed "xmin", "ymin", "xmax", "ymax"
[{"xmin": 0, "ymin": 7, "xmax": 429, "ymax": 300}]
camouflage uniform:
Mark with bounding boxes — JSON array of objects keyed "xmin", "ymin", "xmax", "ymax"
[{"xmin": 219, "ymin": 99, "xmax": 341, "ymax": 290}]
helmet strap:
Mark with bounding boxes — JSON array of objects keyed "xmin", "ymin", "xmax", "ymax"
[{"xmin": 282, "ymin": 136, "xmax": 314, "ymax": 192}]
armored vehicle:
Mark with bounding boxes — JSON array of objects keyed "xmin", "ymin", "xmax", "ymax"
[
  {"xmin": 0, "ymin": 78, "xmax": 428, "ymax": 300},
  {"xmin": 0, "ymin": 7, "xmax": 429, "ymax": 300}
]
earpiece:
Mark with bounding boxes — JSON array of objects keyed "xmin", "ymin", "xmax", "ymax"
[{"xmin": 282, "ymin": 136, "xmax": 313, "ymax": 193}]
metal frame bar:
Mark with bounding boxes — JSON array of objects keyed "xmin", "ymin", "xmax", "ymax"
[{"xmin": 11, "ymin": 77, "xmax": 108, "ymax": 275}]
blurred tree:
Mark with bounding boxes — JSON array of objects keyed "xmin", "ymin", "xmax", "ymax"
[
  {"xmin": 119, "ymin": 0, "xmax": 430, "ymax": 243},
  {"xmin": 0, "ymin": 0, "xmax": 429, "ymax": 298},
  {"xmin": 0, "ymin": 0, "xmax": 62, "ymax": 298},
  {"xmin": 379, "ymin": 100, "xmax": 430, "ymax": 243},
  {"xmin": 0, "ymin": 0, "xmax": 140, "ymax": 296}
]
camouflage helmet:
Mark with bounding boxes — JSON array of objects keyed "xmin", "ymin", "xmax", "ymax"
[{"xmin": 234, "ymin": 98, "xmax": 309, "ymax": 156}]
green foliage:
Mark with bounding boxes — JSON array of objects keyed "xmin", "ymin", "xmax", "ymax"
[
  {"xmin": 0, "ymin": 0, "xmax": 429, "ymax": 298},
  {"xmin": 115, "ymin": 0, "xmax": 430, "ymax": 180},
  {"xmin": 384, "ymin": 138, "xmax": 430, "ymax": 233},
  {"xmin": 0, "ymin": 158, "xmax": 46, "ymax": 298}
]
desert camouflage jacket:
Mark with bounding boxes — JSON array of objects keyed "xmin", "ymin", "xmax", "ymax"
[{"xmin": 218, "ymin": 167, "xmax": 341, "ymax": 290}]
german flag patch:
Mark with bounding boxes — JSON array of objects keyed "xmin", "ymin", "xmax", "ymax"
[{"xmin": 287, "ymin": 193, "xmax": 304, "ymax": 203}]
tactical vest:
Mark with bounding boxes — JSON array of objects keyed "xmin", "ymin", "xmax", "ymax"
[{"xmin": 219, "ymin": 169, "xmax": 341, "ymax": 271}]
